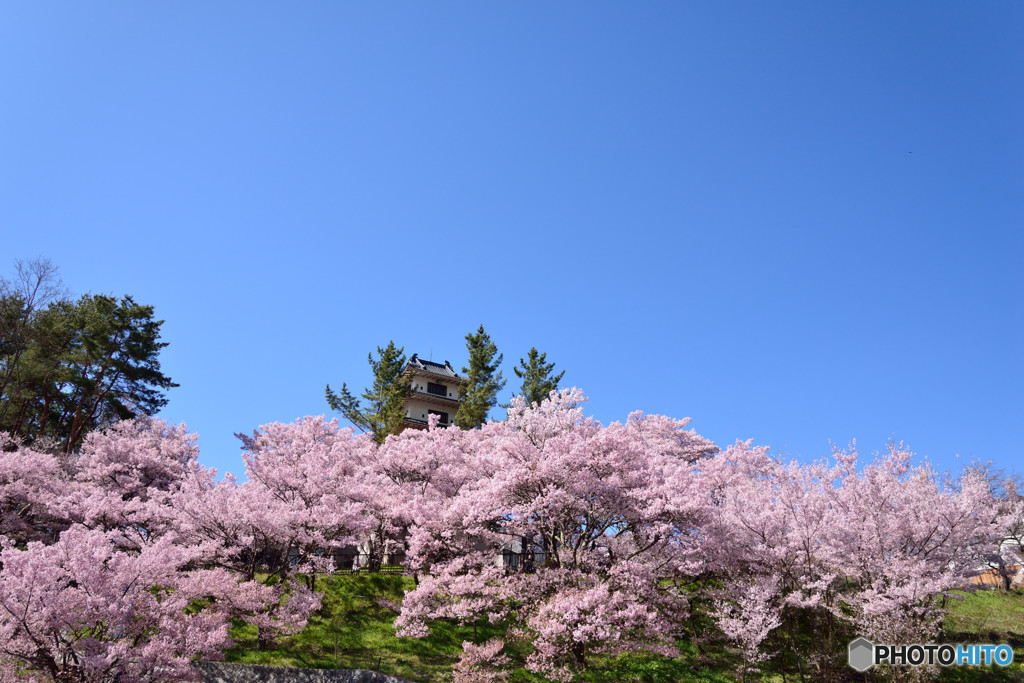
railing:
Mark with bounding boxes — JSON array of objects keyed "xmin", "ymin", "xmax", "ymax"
[
  {"xmin": 403, "ymin": 415, "xmax": 452, "ymax": 428},
  {"xmin": 499, "ymin": 549, "xmax": 545, "ymax": 572},
  {"xmin": 411, "ymin": 388, "xmax": 458, "ymax": 402},
  {"xmin": 280, "ymin": 547, "xmax": 545, "ymax": 576},
  {"xmin": 331, "ymin": 551, "xmax": 408, "ymax": 575}
]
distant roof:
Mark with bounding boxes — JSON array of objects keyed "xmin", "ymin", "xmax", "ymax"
[{"xmin": 406, "ymin": 353, "xmax": 462, "ymax": 380}]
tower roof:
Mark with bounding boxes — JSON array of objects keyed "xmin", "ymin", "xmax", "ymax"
[{"xmin": 406, "ymin": 353, "xmax": 463, "ymax": 380}]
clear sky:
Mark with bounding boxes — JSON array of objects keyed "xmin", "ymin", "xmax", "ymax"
[{"xmin": 1, "ymin": 2, "xmax": 1021, "ymax": 478}]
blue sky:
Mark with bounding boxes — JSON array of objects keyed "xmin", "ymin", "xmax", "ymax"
[{"xmin": 1, "ymin": 2, "xmax": 1021, "ymax": 478}]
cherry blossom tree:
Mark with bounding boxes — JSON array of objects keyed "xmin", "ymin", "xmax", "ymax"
[
  {"xmin": 171, "ymin": 417, "xmax": 366, "ymax": 648},
  {"xmin": 1, "ymin": 392, "xmax": 1011, "ymax": 682},
  {"xmin": 0, "ymin": 435, "xmax": 66, "ymax": 545},
  {"xmin": 233, "ymin": 416, "xmax": 376, "ymax": 577},
  {"xmin": 703, "ymin": 441, "xmax": 1008, "ymax": 679},
  {"xmin": 57, "ymin": 418, "xmax": 206, "ymax": 549},
  {"xmin": 391, "ymin": 392, "xmax": 1008, "ymax": 681},
  {"xmin": 396, "ymin": 389, "xmax": 718, "ymax": 681},
  {"xmin": 452, "ymin": 638, "xmax": 511, "ymax": 683},
  {"xmin": 371, "ymin": 413, "xmax": 481, "ymax": 574},
  {"xmin": 832, "ymin": 444, "xmax": 1004, "ymax": 643},
  {"xmin": 0, "ymin": 526, "xmax": 232, "ymax": 682},
  {"xmin": 0, "ymin": 418, "xmax": 326, "ymax": 677}
]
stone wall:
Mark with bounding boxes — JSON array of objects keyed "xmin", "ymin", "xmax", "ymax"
[{"xmin": 196, "ymin": 662, "xmax": 415, "ymax": 683}]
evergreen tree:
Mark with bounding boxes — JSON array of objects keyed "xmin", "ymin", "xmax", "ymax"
[
  {"xmin": 325, "ymin": 340, "xmax": 412, "ymax": 443},
  {"xmin": 455, "ymin": 325, "xmax": 505, "ymax": 430},
  {"xmin": 0, "ymin": 260, "xmax": 178, "ymax": 454},
  {"xmin": 513, "ymin": 347, "xmax": 565, "ymax": 406},
  {"xmin": 0, "ymin": 259, "xmax": 67, "ymax": 414}
]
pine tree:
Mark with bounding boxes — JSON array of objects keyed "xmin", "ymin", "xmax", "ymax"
[
  {"xmin": 1, "ymin": 260, "xmax": 177, "ymax": 454},
  {"xmin": 455, "ymin": 325, "xmax": 505, "ymax": 430},
  {"xmin": 325, "ymin": 340, "xmax": 412, "ymax": 443},
  {"xmin": 513, "ymin": 347, "xmax": 565, "ymax": 406}
]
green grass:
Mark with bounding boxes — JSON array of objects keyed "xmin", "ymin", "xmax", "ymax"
[
  {"xmin": 945, "ymin": 589, "xmax": 1024, "ymax": 646},
  {"xmin": 939, "ymin": 589, "xmax": 1024, "ymax": 682},
  {"xmin": 224, "ymin": 574, "xmax": 742, "ymax": 682},
  {"xmin": 225, "ymin": 577, "xmax": 1024, "ymax": 682},
  {"xmin": 225, "ymin": 574, "xmax": 485, "ymax": 680}
]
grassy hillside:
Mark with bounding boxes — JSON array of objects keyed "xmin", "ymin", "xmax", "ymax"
[
  {"xmin": 224, "ymin": 575, "xmax": 1024, "ymax": 682},
  {"xmin": 940, "ymin": 589, "xmax": 1024, "ymax": 682}
]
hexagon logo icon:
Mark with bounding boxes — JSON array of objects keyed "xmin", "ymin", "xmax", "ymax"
[{"xmin": 848, "ymin": 637, "xmax": 874, "ymax": 672}]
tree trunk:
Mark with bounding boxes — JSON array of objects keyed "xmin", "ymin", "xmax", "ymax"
[
  {"xmin": 571, "ymin": 641, "xmax": 586, "ymax": 669},
  {"xmin": 257, "ymin": 624, "xmax": 272, "ymax": 651}
]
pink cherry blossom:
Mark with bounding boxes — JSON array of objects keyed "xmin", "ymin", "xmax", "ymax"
[{"xmin": 0, "ymin": 526, "xmax": 231, "ymax": 682}]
